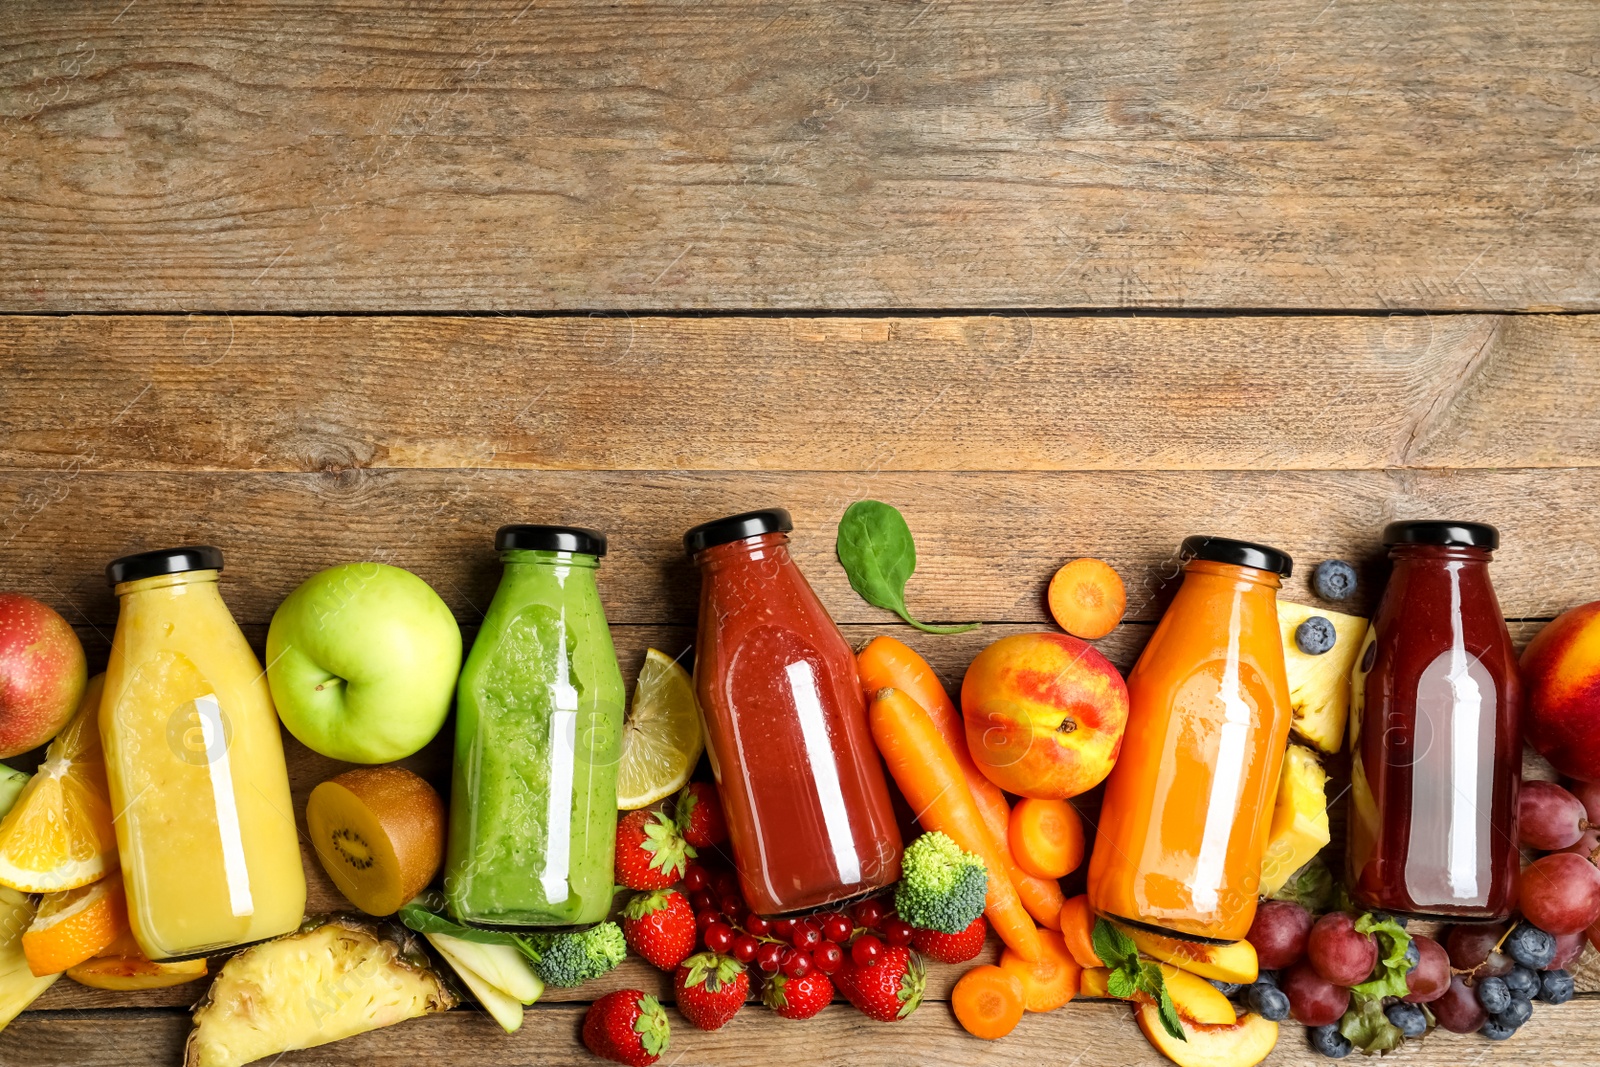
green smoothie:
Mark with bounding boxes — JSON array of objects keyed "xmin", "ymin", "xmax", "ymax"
[{"xmin": 445, "ymin": 528, "xmax": 625, "ymax": 926}]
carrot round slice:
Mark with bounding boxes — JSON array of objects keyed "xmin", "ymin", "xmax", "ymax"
[
  {"xmin": 951, "ymin": 964, "xmax": 1026, "ymax": 1040},
  {"xmin": 999, "ymin": 929, "xmax": 1082, "ymax": 1012},
  {"xmin": 1047, "ymin": 558, "xmax": 1127, "ymax": 640},
  {"xmin": 1008, "ymin": 798, "xmax": 1084, "ymax": 880},
  {"xmin": 1058, "ymin": 894, "xmax": 1104, "ymax": 969}
]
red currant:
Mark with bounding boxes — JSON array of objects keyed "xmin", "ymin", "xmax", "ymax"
[
  {"xmin": 704, "ymin": 922, "xmax": 736, "ymax": 954},
  {"xmin": 851, "ymin": 933, "xmax": 883, "ymax": 968},
  {"xmin": 756, "ymin": 941, "xmax": 785, "ymax": 973},
  {"xmin": 744, "ymin": 915, "xmax": 772, "ymax": 937},
  {"xmin": 791, "ymin": 920, "xmax": 822, "ymax": 950},
  {"xmin": 813, "ymin": 941, "xmax": 843, "ymax": 974},
  {"xmin": 690, "ymin": 889, "xmax": 716, "ymax": 913},
  {"xmin": 719, "ymin": 895, "xmax": 748, "ymax": 922},
  {"xmin": 711, "ymin": 869, "xmax": 740, "ymax": 898},
  {"xmin": 781, "ymin": 948, "xmax": 813, "ymax": 978},
  {"xmin": 883, "ymin": 918, "xmax": 915, "ymax": 947},
  {"xmin": 682, "ymin": 864, "xmax": 710, "ymax": 893},
  {"xmin": 821, "ymin": 913, "xmax": 853, "ymax": 943},
  {"xmin": 732, "ymin": 935, "xmax": 760, "ymax": 963},
  {"xmin": 695, "ymin": 908, "xmax": 721, "ymax": 931},
  {"xmin": 852, "ymin": 898, "xmax": 885, "ymax": 929},
  {"xmin": 772, "ymin": 917, "xmax": 799, "ymax": 939}
]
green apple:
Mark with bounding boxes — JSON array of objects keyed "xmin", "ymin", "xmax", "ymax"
[{"xmin": 266, "ymin": 563, "xmax": 462, "ymax": 763}]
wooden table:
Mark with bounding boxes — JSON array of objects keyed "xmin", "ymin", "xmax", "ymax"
[{"xmin": 4, "ymin": 1, "xmax": 1600, "ymax": 1063}]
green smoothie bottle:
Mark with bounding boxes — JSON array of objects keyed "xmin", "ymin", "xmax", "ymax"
[{"xmin": 445, "ymin": 525, "xmax": 625, "ymax": 926}]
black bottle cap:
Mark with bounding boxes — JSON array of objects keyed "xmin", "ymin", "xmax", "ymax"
[
  {"xmin": 684, "ymin": 508, "xmax": 793, "ymax": 556},
  {"xmin": 495, "ymin": 525, "xmax": 607, "ymax": 556},
  {"xmin": 1383, "ymin": 520, "xmax": 1498, "ymax": 550},
  {"xmin": 106, "ymin": 546, "xmax": 225, "ymax": 586},
  {"xmin": 1180, "ymin": 535, "xmax": 1294, "ymax": 578}
]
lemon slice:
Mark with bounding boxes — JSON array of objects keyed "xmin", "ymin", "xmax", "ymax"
[{"xmin": 616, "ymin": 649, "xmax": 704, "ymax": 810}]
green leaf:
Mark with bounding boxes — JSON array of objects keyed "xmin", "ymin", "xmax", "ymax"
[
  {"xmin": 836, "ymin": 500, "xmax": 979, "ymax": 634},
  {"xmin": 1351, "ymin": 912, "xmax": 1413, "ymax": 999},
  {"xmin": 1105, "ymin": 970, "xmax": 1136, "ymax": 999},
  {"xmin": 398, "ymin": 894, "xmax": 518, "ymax": 947},
  {"xmin": 1269, "ymin": 858, "xmax": 1337, "ymax": 912},
  {"xmin": 1155, "ymin": 985, "xmax": 1188, "ymax": 1043},
  {"xmin": 1091, "ymin": 918, "xmax": 1138, "ymax": 971},
  {"xmin": 1133, "ymin": 961, "xmax": 1186, "ymax": 1043},
  {"xmin": 1339, "ymin": 990, "xmax": 1406, "ymax": 1054}
]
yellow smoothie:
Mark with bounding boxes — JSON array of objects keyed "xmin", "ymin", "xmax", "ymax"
[{"xmin": 100, "ymin": 550, "xmax": 305, "ymax": 959}]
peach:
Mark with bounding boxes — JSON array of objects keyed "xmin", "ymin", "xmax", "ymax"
[
  {"xmin": 1523, "ymin": 601, "xmax": 1600, "ymax": 781},
  {"xmin": 0, "ymin": 594, "xmax": 87, "ymax": 759},
  {"xmin": 1136, "ymin": 1003, "xmax": 1278, "ymax": 1067},
  {"xmin": 961, "ymin": 632, "xmax": 1128, "ymax": 799}
]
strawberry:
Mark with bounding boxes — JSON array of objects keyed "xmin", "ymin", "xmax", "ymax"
[
  {"xmin": 615, "ymin": 808, "xmax": 696, "ymax": 890},
  {"xmin": 834, "ymin": 944, "xmax": 925, "ymax": 1022},
  {"xmin": 762, "ymin": 970, "xmax": 834, "ymax": 1020},
  {"xmin": 582, "ymin": 989, "xmax": 671, "ymax": 1066},
  {"xmin": 673, "ymin": 951, "xmax": 749, "ymax": 1031},
  {"xmin": 675, "ymin": 781, "xmax": 728, "ymax": 848},
  {"xmin": 621, "ymin": 889, "xmax": 697, "ymax": 971},
  {"xmin": 911, "ymin": 915, "xmax": 987, "ymax": 964}
]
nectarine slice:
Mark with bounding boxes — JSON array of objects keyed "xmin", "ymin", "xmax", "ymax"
[
  {"xmin": 1111, "ymin": 921, "xmax": 1259, "ymax": 985},
  {"xmin": 1136, "ymin": 1003, "xmax": 1278, "ymax": 1067}
]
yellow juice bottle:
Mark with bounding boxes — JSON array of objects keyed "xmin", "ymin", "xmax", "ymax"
[{"xmin": 100, "ymin": 547, "xmax": 305, "ymax": 959}]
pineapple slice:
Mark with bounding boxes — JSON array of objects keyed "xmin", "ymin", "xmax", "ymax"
[
  {"xmin": 1277, "ymin": 601, "xmax": 1368, "ymax": 753},
  {"xmin": 184, "ymin": 916, "xmax": 455, "ymax": 1067},
  {"xmin": 1260, "ymin": 744, "xmax": 1331, "ymax": 896},
  {"xmin": 0, "ymin": 886, "xmax": 60, "ymax": 1032}
]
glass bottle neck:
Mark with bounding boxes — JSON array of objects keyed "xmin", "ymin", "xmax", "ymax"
[
  {"xmin": 500, "ymin": 549, "xmax": 600, "ymax": 570},
  {"xmin": 1389, "ymin": 544, "xmax": 1492, "ymax": 566},
  {"xmin": 1181, "ymin": 558, "xmax": 1283, "ymax": 591},
  {"xmin": 693, "ymin": 532, "xmax": 791, "ymax": 572},
  {"xmin": 114, "ymin": 569, "xmax": 221, "ymax": 597}
]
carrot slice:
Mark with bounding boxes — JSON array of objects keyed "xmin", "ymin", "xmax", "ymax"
[
  {"xmin": 1008, "ymin": 798, "xmax": 1084, "ymax": 880},
  {"xmin": 951, "ymin": 964, "xmax": 1026, "ymax": 1040},
  {"xmin": 858, "ymin": 637, "xmax": 1064, "ymax": 929},
  {"xmin": 999, "ymin": 929, "xmax": 1082, "ymax": 1013},
  {"xmin": 1058, "ymin": 894, "xmax": 1104, "ymax": 969},
  {"xmin": 1047, "ymin": 558, "xmax": 1127, "ymax": 640}
]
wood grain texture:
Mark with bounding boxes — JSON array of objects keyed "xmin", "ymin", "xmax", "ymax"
[
  {"xmin": 12, "ymin": 998, "xmax": 1600, "ymax": 1066},
  {"xmin": 1, "ymin": 467, "xmax": 1595, "ymax": 628},
  {"xmin": 5, "ymin": 1, "xmax": 1600, "ymax": 311},
  {"xmin": 6, "ymin": 313, "xmax": 1599, "ymax": 473}
]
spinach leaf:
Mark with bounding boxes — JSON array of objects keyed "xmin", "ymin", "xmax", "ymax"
[{"xmin": 835, "ymin": 500, "xmax": 978, "ymax": 634}]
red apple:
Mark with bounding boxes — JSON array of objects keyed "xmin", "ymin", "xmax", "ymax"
[
  {"xmin": 960, "ymin": 632, "xmax": 1128, "ymax": 799},
  {"xmin": 1523, "ymin": 601, "xmax": 1600, "ymax": 781},
  {"xmin": 0, "ymin": 593, "xmax": 88, "ymax": 758}
]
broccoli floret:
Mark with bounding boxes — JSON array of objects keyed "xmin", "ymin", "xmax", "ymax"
[
  {"xmin": 894, "ymin": 831, "xmax": 988, "ymax": 934},
  {"xmin": 523, "ymin": 921, "xmax": 627, "ymax": 988}
]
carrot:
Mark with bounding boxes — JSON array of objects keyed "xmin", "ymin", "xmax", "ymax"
[
  {"xmin": 868, "ymin": 687, "xmax": 1042, "ymax": 961},
  {"xmin": 858, "ymin": 637, "xmax": 1064, "ymax": 929},
  {"xmin": 951, "ymin": 965, "xmax": 1026, "ymax": 1040},
  {"xmin": 1057, "ymin": 894, "xmax": 1103, "ymax": 969},
  {"xmin": 1008, "ymin": 798, "xmax": 1085, "ymax": 880},
  {"xmin": 1047, "ymin": 557, "xmax": 1127, "ymax": 640},
  {"xmin": 999, "ymin": 929, "xmax": 1081, "ymax": 1012}
]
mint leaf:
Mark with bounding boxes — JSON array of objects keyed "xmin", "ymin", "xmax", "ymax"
[
  {"xmin": 1156, "ymin": 985, "xmax": 1188, "ymax": 1043},
  {"xmin": 1340, "ymin": 990, "xmax": 1405, "ymax": 1053},
  {"xmin": 1106, "ymin": 970, "xmax": 1136, "ymax": 999},
  {"xmin": 836, "ymin": 500, "xmax": 979, "ymax": 634},
  {"xmin": 1091, "ymin": 918, "xmax": 1138, "ymax": 971},
  {"xmin": 1351, "ymin": 913, "xmax": 1413, "ymax": 999}
]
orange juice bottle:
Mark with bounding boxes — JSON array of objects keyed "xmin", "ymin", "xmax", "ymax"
[{"xmin": 1087, "ymin": 536, "xmax": 1294, "ymax": 943}]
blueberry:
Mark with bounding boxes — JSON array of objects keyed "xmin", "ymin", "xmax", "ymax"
[
  {"xmin": 1496, "ymin": 995, "xmax": 1533, "ymax": 1029},
  {"xmin": 1313, "ymin": 560, "xmax": 1358, "ymax": 600},
  {"xmin": 1539, "ymin": 969, "xmax": 1575, "ymax": 1005},
  {"xmin": 1504, "ymin": 965, "xmax": 1539, "ymax": 999},
  {"xmin": 1296, "ymin": 616, "xmax": 1337, "ymax": 655},
  {"xmin": 1369, "ymin": 910, "xmax": 1408, "ymax": 928},
  {"xmin": 1256, "ymin": 969, "xmax": 1279, "ymax": 986},
  {"xmin": 1385, "ymin": 1001, "xmax": 1428, "ymax": 1038},
  {"xmin": 1505, "ymin": 924, "xmax": 1557, "ymax": 970},
  {"xmin": 1476, "ymin": 976, "xmax": 1511, "ymax": 1014},
  {"xmin": 1402, "ymin": 939, "xmax": 1420, "ymax": 970},
  {"xmin": 1247, "ymin": 981, "xmax": 1291, "ymax": 1022},
  {"xmin": 1481, "ymin": 1018, "xmax": 1518, "ymax": 1041},
  {"xmin": 1208, "ymin": 979, "xmax": 1243, "ymax": 997},
  {"xmin": 1309, "ymin": 1024, "xmax": 1352, "ymax": 1058}
]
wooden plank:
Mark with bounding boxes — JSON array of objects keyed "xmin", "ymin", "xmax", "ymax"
[
  {"xmin": 4, "ymin": 1, "xmax": 1599, "ymax": 312},
  {"xmin": 0, "ymin": 468, "xmax": 1594, "ymax": 628},
  {"xmin": 7, "ymin": 313, "xmax": 1599, "ymax": 474},
  {"xmin": 11, "ymin": 998, "xmax": 1600, "ymax": 1066}
]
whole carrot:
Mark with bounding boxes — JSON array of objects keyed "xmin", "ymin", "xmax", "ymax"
[
  {"xmin": 868, "ymin": 686, "xmax": 1042, "ymax": 961},
  {"xmin": 858, "ymin": 636, "xmax": 1065, "ymax": 929}
]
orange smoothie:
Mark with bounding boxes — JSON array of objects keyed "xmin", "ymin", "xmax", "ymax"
[{"xmin": 1087, "ymin": 538, "xmax": 1294, "ymax": 943}]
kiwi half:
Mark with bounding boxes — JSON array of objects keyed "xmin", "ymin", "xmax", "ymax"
[{"xmin": 306, "ymin": 766, "xmax": 445, "ymax": 916}]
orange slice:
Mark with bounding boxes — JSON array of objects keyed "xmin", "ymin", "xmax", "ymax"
[
  {"xmin": 0, "ymin": 674, "xmax": 119, "ymax": 893},
  {"xmin": 23, "ymin": 876, "xmax": 128, "ymax": 976},
  {"xmin": 66, "ymin": 929, "xmax": 208, "ymax": 990}
]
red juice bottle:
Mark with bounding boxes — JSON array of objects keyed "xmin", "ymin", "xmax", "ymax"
[
  {"xmin": 685, "ymin": 509, "xmax": 902, "ymax": 915},
  {"xmin": 1347, "ymin": 521, "xmax": 1521, "ymax": 920}
]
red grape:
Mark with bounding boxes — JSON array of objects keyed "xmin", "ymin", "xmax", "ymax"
[
  {"xmin": 1519, "ymin": 852, "xmax": 1600, "ymax": 935},
  {"xmin": 1307, "ymin": 912, "xmax": 1377, "ymax": 987},
  {"xmin": 1553, "ymin": 928, "xmax": 1587, "ymax": 969},
  {"xmin": 1561, "ymin": 826, "xmax": 1600, "ymax": 865},
  {"xmin": 1402, "ymin": 935, "xmax": 1451, "ymax": 1003},
  {"xmin": 1445, "ymin": 923, "xmax": 1514, "ymax": 979},
  {"xmin": 1520, "ymin": 780, "xmax": 1589, "ymax": 851},
  {"xmin": 1567, "ymin": 778, "xmax": 1600, "ymax": 825},
  {"xmin": 1280, "ymin": 960, "xmax": 1350, "ymax": 1027},
  {"xmin": 1430, "ymin": 975, "xmax": 1488, "ymax": 1033},
  {"xmin": 1246, "ymin": 900, "xmax": 1313, "ymax": 970}
]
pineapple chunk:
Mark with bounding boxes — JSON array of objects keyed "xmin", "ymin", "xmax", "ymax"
[
  {"xmin": 184, "ymin": 916, "xmax": 455, "ymax": 1067},
  {"xmin": 1277, "ymin": 601, "xmax": 1368, "ymax": 753},
  {"xmin": 1260, "ymin": 744, "xmax": 1331, "ymax": 896},
  {"xmin": 0, "ymin": 887, "xmax": 59, "ymax": 1032}
]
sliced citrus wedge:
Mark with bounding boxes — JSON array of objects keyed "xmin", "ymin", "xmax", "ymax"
[
  {"xmin": 66, "ymin": 928, "xmax": 208, "ymax": 990},
  {"xmin": 616, "ymin": 649, "xmax": 704, "ymax": 810},
  {"xmin": 0, "ymin": 674, "xmax": 118, "ymax": 893},
  {"xmin": 22, "ymin": 875, "xmax": 128, "ymax": 976}
]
